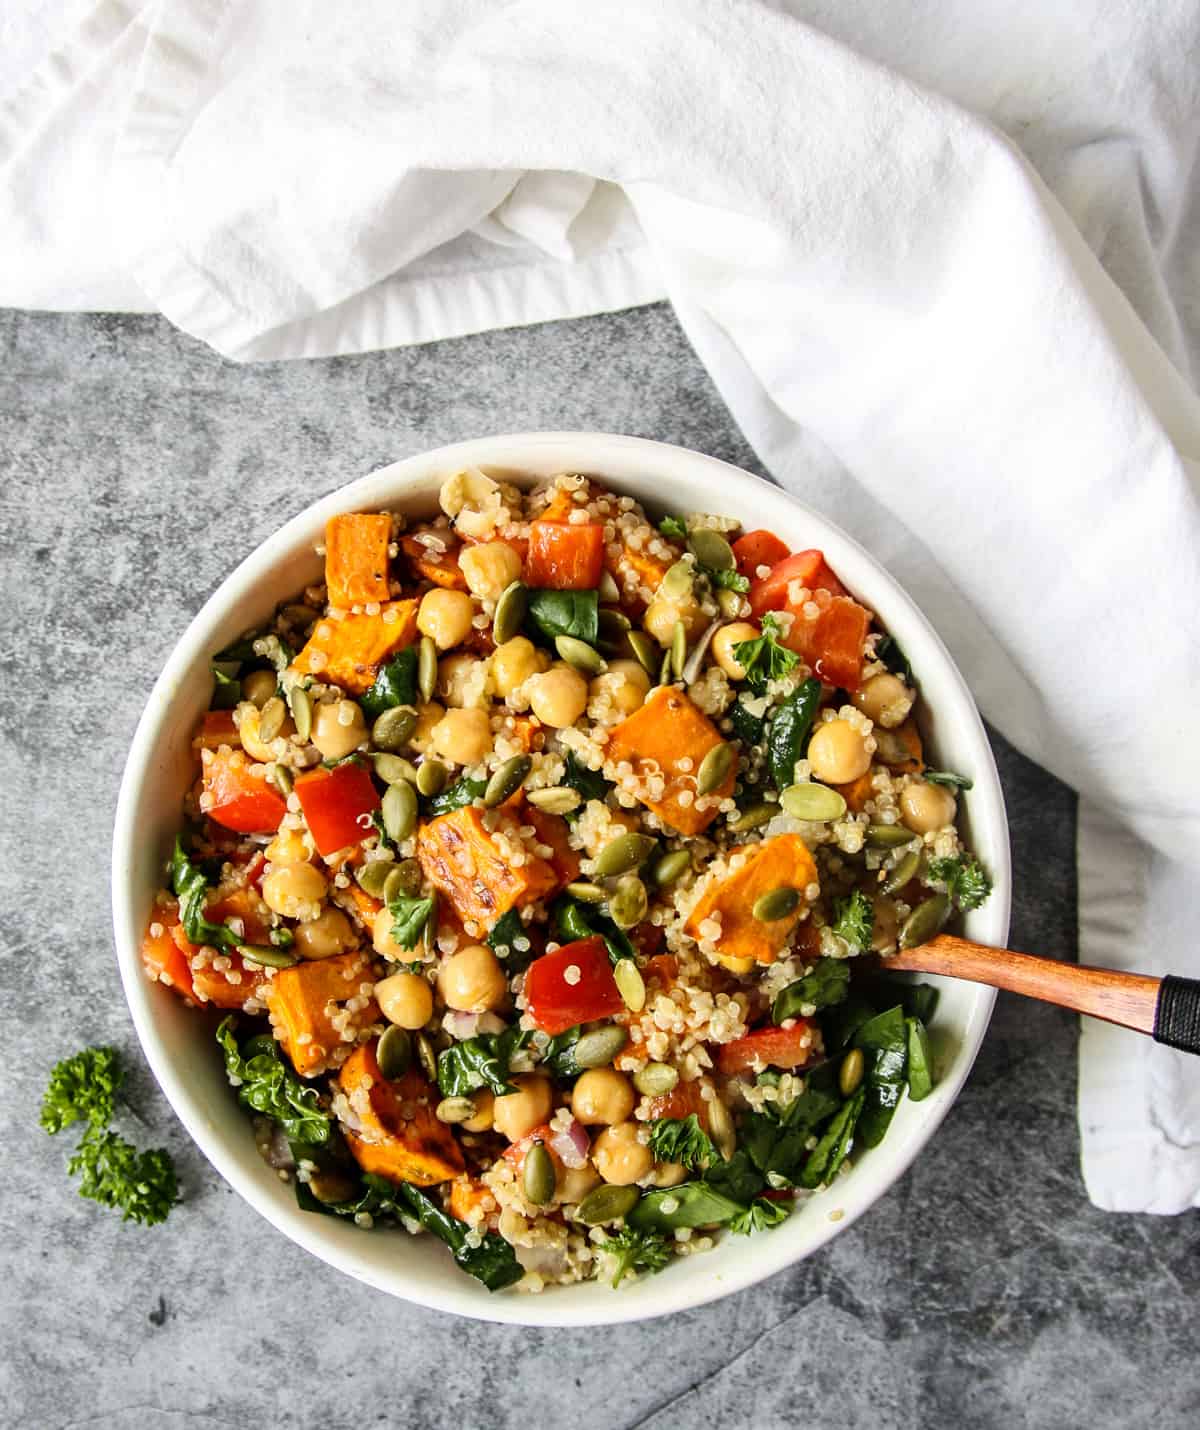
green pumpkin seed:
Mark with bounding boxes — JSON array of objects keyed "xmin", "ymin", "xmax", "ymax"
[
  {"xmin": 355, "ymin": 861, "xmax": 393, "ymax": 899},
  {"xmin": 239, "ymin": 944, "xmax": 299, "ymax": 969},
  {"xmin": 752, "ymin": 886, "xmax": 801, "ymax": 922},
  {"xmin": 381, "ymin": 780, "xmax": 418, "ymax": 843},
  {"xmin": 385, "ymin": 858, "xmax": 423, "ymax": 900},
  {"xmin": 651, "ymin": 849, "xmax": 691, "ymax": 888},
  {"xmin": 420, "ymin": 892, "xmax": 438, "ymax": 955},
  {"xmin": 680, "ymin": 619, "xmax": 720, "ymax": 687},
  {"xmin": 416, "ymin": 1031, "xmax": 438, "ymax": 1083},
  {"xmin": 613, "ymin": 958, "xmax": 646, "ymax": 1013},
  {"xmin": 717, "ymin": 586, "xmax": 744, "ymax": 619},
  {"xmin": 574, "ymin": 1025, "xmax": 629, "ymax": 1069},
  {"xmin": 729, "ymin": 801, "xmax": 776, "ymax": 834},
  {"xmin": 555, "ymin": 634, "xmax": 607, "ymax": 676},
  {"xmin": 883, "ymin": 847, "xmax": 921, "ymax": 895},
  {"xmin": 288, "ymin": 684, "xmax": 314, "ymax": 742},
  {"xmin": 659, "ymin": 560, "xmax": 695, "ymax": 603},
  {"xmin": 633, "ymin": 1062, "xmax": 679, "ymax": 1097},
  {"xmin": 598, "ymin": 569, "xmax": 621, "ymax": 604},
  {"xmin": 609, "ymin": 875, "xmax": 648, "ymax": 930},
  {"xmin": 626, "ymin": 630, "xmax": 658, "ymax": 677},
  {"xmin": 270, "ymin": 763, "xmax": 294, "ymax": 797},
  {"xmin": 899, "ymin": 893, "xmax": 951, "ymax": 950},
  {"xmin": 687, "ymin": 527, "xmax": 736, "ymax": 571},
  {"xmin": 526, "ymin": 786, "xmax": 581, "ymax": 816},
  {"xmin": 658, "ymin": 649, "xmax": 674, "ymax": 686},
  {"xmin": 839, "ymin": 1047, "xmax": 865, "ymax": 1097},
  {"xmin": 595, "ymin": 831, "xmax": 657, "ymax": 879},
  {"xmin": 436, "ymin": 1096, "xmax": 477, "ymax": 1125},
  {"xmin": 707, "ymin": 1094, "xmax": 737, "ymax": 1161},
  {"xmin": 373, "ymin": 752, "xmax": 418, "ymax": 786},
  {"xmin": 377, "ymin": 1024, "xmax": 412, "ymax": 1080},
  {"xmin": 418, "ymin": 635, "xmax": 438, "ymax": 704},
  {"xmin": 416, "ymin": 759, "xmax": 448, "ymax": 797},
  {"xmin": 564, "ymin": 881, "xmax": 607, "ymax": 904},
  {"xmin": 866, "ymin": 823, "xmax": 919, "ymax": 849},
  {"xmin": 523, "ymin": 1142, "xmax": 556, "ymax": 1206},
  {"xmin": 576, "ymin": 1183, "xmax": 640, "ymax": 1225},
  {"xmin": 781, "ymin": 782, "xmax": 848, "ymax": 822},
  {"xmin": 696, "ymin": 741, "xmax": 735, "ymax": 796},
  {"xmin": 257, "ymin": 695, "xmax": 286, "ymax": 743},
  {"xmin": 597, "ymin": 608, "xmax": 632, "ymax": 653},
  {"xmin": 493, "ymin": 581, "xmax": 528, "ymax": 647},
  {"xmin": 373, "ymin": 705, "xmax": 417, "ymax": 751},
  {"xmin": 483, "ymin": 754, "xmax": 532, "ymax": 808},
  {"xmin": 670, "ymin": 620, "xmax": 688, "ymax": 680},
  {"xmin": 309, "ymin": 1169, "xmax": 360, "ymax": 1205}
]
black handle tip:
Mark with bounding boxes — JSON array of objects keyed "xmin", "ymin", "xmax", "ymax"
[{"xmin": 1153, "ymin": 976, "xmax": 1200, "ymax": 1055}]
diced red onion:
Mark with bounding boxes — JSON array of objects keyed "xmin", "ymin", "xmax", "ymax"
[{"xmin": 549, "ymin": 1117, "xmax": 590, "ymax": 1169}]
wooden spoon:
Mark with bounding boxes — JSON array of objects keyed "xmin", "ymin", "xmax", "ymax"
[{"xmin": 886, "ymin": 934, "xmax": 1200, "ymax": 1054}]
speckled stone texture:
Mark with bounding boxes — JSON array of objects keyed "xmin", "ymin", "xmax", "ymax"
[{"xmin": 1, "ymin": 306, "xmax": 1197, "ymax": 1430}]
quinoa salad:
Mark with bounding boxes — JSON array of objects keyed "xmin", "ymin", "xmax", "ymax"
[{"xmin": 141, "ymin": 468, "xmax": 993, "ymax": 1294}]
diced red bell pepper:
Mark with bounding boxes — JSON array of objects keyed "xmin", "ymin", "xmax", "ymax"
[
  {"xmin": 194, "ymin": 709, "xmax": 239, "ymax": 750},
  {"xmin": 747, "ymin": 549, "xmax": 846, "ymax": 618},
  {"xmin": 294, "ymin": 760, "xmax": 382, "ymax": 857},
  {"xmin": 525, "ymin": 521, "xmax": 606, "ymax": 591},
  {"xmin": 732, "ymin": 530, "xmax": 790, "ymax": 580},
  {"xmin": 523, "ymin": 936, "xmax": 623, "ymax": 1035},
  {"xmin": 202, "ymin": 747, "xmax": 288, "ymax": 834},
  {"xmin": 782, "ymin": 594, "xmax": 872, "ymax": 691},
  {"xmin": 717, "ymin": 1021, "xmax": 819, "ymax": 1076}
]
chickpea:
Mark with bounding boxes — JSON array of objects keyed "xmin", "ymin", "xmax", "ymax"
[
  {"xmin": 527, "ymin": 664, "xmax": 588, "ymax": 728},
  {"xmin": 557, "ymin": 1162, "xmax": 602, "ymax": 1204},
  {"xmin": 372, "ymin": 906, "xmax": 420, "ymax": 961},
  {"xmin": 417, "ymin": 588, "xmax": 475, "ymax": 650},
  {"xmin": 711, "ymin": 622, "xmax": 759, "ymax": 680},
  {"xmin": 241, "ymin": 668, "xmax": 278, "ymax": 708},
  {"xmin": 430, "ymin": 707, "xmax": 492, "ymax": 765},
  {"xmin": 900, "ymin": 779, "xmax": 957, "ymax": 835},
  {"xmin": 807, "ymin": 718, "xmax": 872, "ymax": 785},
  {"xmin": 492, "ymin": 636, "xmax": 547, "ymax": 698},
  {"xmin": 571, "ymin": 1068, "xmax": 635, "ymax": 1126},
  {"xmin": 261, "ymin": 862, "xmax": 328, "ymax": 919},
  {"xmin": 292, "ymin": 907, "xmax": 354, "ymax": 960},
  {"xmin": 436, "ymin": 653, "xmax": 489, "ymax": 708},
  {"xmin": 647, "ymin": 1161, "xmax": 688, "ymax": 1189},
  {"xmin": 589, "ymin": 659, "xmax": 650, "ymax": 718},
  {"xmin": 311, "ymin": 698, "xmax": 367, "ymax": 761},
  {"xmin": 462, "ymin": 1088, "xmax": 495, "ymax": 1133},
  {"xmin": 438, "ymin": 943, "xmax": 508, "ymax": 1012},
  {"xmin": 493, "ymin": 1074, "xmax": 553, "ymax": 1142},
  {"xmin": 375, "ymin": 969, "xmax": 434, "ymax": 1029},
  {"xmin": 643, "ymin": 595, "xmax": 707, "ymax": 648},
  {"xmin": 459, "ymin": 541, "xmax": 522, "ymax": 601},
  {"xmin": 239, "ymin": 703, "xmax": 295, "ymax": 762},
  {"xmin": 265, "ymin": 827, "xmax": 310, "ymax": 866},
  {"xmin": 592, "ymin": 1121, "xmax": 654, "ymax": 1186},
  {"xmin": 853, "ymin": 672, "xmax": 914, "ymax": 729},
  {"xmin": 409, "ymin": 702, "xmax": 445, "ymax": 754}
]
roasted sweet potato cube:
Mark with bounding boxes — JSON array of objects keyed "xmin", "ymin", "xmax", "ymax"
[
  {"xmin": 416, "ymin": 806, "xmax": 558, "ymax": 938},
  {"xmin": 684, "ymin": 834, "xmax": 819, "ymax": 965},
  {"xmin": 401, "ymin": 534, "xmax": 467, "ymax": 590},
  {"xmin": 324, "ymin": 513, "xmax": 392, "ymax": 609},
  {"xmin": 340, "ymin": 1043, "xmax": 464, "ymax": 1187},
  {"xmin": 263, "ymin": 950, "xmax": 378, "ymax": 1077},
  {"xmin": 292, "ymin": 599, "xmax": 418, "ymax": 695},
  {"xmin": 524, "ymin": 805, "xmax": 580, "ymax": 893},
  {"xmin": 606, "ymin": 687, "xmax": 735, "ymax": 835}
]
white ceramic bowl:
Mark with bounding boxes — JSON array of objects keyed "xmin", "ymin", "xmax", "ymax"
[{"xmin": 113, "ymin": 432, "xmax": 1010, "ymax": 1326}]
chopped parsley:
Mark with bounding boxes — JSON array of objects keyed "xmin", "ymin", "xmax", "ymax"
[
  {"xmin": 645, "ymin": 1114, "xmax": 718, "ymax": 1171},
  {"xmin": 599, "ymin": 1226, "xmax": 673, "ymax": 1287},
  {"xmin": 388, "ymin": 893, "xmax": 436, "ymax": 951},
  {"xmin": 830, "ymin": 889, "xmax": 874, "ymax": 954},
  {"xmin": 658, "ymin": 515, "xmax": 689, "ymax": 541},
  {"xmin": 926, "ymin": 854, "xmax": 993, "ymax": 912},
  {"xmin": 730, "ymin": 1196, "xmax": 793, "ymax": 1235},
  {"xmin": 732, "ymin": 613, "xmax": 800, "ymax": 693}
]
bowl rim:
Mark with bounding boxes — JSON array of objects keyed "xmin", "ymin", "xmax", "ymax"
[{"xmin": 113, "ymin": 431, "xmax": 1010, "ymax": 1326}]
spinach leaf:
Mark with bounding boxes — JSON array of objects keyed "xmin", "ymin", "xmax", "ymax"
[
  {"xmin": 294, "ymin": 1170, "xmax": 402, "ymax": 1222},
  {"xmin": 554, "ymin": 896, "xmax": 636, "ymax": 967},
  {"xmin": 799, "ymin": 1087, "xmax": 865, "ymax": 1188},
  {"xmin": 740, "ymin": 1063, "xmax": 842, "ymax": 1184},
  {"xmin": 853, "ymin": 1005, "xmax": 909, "ymax": 1148},
  {"xmin": 540, "ymin": 1025, "xmax": 583, "ymax": 1082},
  {"xmin": 487, "ymin": 908, "xmax": 535, "ymax": 971},
  {"xmin": 821, "ymin": 994, "xmax": 879, "ymax": 1053},
  {"xmin": 598, "ymin": 1226, "xmax": 673, "ymax": 1287},
  {"xmin": 767, "ymin": 677, "xmax": 822, "ymax": 788},
  {"xmin": 646, "ymin": 1115, "xmax": 719, "ymax": 1171},
  {"xmin": 170, "ymin": 837, "xmax": 240, "ymax": 950},
  {"xmin": 210, "ymin": 661, "xmax": 242, "ymax": 709},
  {"xmin": 658, "ymin": 515, "xmax": 689, "ymax": 541},
  {"xmin": 730, "ymin": 1197, "xmax": 792, "ymax": 1235},
  {"xmin": 360, "ymin": 648, "xmax": 417, "ymax": 719},
  {"xmin": 730, "ymin": 694, "xmax": 767, "ymax": 750},
  {"xmin": 562, "ymin": 751, "xmax": 611, "ymax": 805},
  {"xmin": 394, "ymin": 1183, "xmax": 524, "ymax": 1292},
  {"xmin": 437, "ymin": 1026, "xmax": 530, "ymax": 1098},
  {"xmin": 216, "ymin": 1018, "xmax": 331, "ymax": 1144},
  {"xmin": 427, "ymin": 774, "xmax": 488, "ymax": 816},
  {"xmin": 923, "ymin": 769, "xmax": 973, "ymax": 791},
  {"xmin": 526, "ymin": 589, "xmax": 599, "ymax": 646},
  {"xmin": 703, "ymin": 1147, "xmax": 768, "ymax": 1204},
  {"xmin": 906, "ymin": 1016, "xmax": 934, "ymax": 1101},
  {"xmin": 875, "ymin": 634, "xmax": 913, "ymax": 683},
  {"xmin": 772, "ymin": 958, "xmax": 850, "ymax": 1022},
  {"xmin": 388, "ymin": 894, "xmax": 435, "ymax": 951},
  {"xmin": 880, "ymin": 978, "xmax": 940, "ymax": 1025},
  {"xmin": 213, "ymin": 632, "xmax": 262, "ymax": 663},
  {"xmin": 627, "ymin": 1181, "xmax": 747, "ymax": 1233}
]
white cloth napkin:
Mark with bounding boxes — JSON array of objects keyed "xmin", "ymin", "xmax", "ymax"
[{"xmin": 4, "ymin": 0, "xmax": 1199, "ymax": 1213}]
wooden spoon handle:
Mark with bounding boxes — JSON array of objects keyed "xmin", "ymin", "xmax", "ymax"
[{"xmin": 886, "ymin": 934, "xmax": 1200, "ymax": 1054}]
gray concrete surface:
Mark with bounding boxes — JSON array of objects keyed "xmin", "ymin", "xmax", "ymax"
[{"xmin": 1, "ymin": 305, "xmax": 1196, "ymax": 1430}]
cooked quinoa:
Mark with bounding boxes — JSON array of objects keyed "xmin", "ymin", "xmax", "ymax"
[{"xmin": 141, "ymin": 467, "xmax": 992, "ymax": 1294}]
